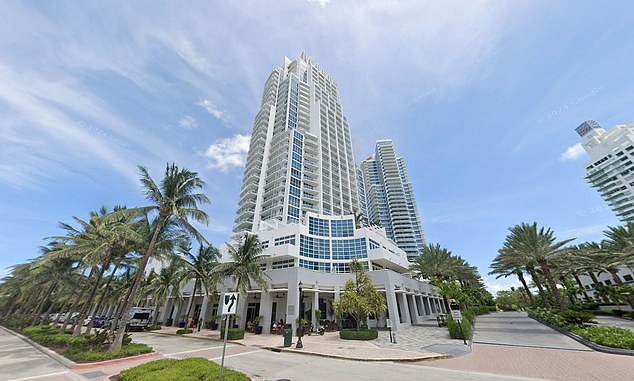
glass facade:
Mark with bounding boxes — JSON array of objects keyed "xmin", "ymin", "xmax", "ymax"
[
  {"xmin": 299, "ymin": 235, "xmax": 330, "ymax": 259},
  {"xmin": 308, "ymin": 216, "xmax": 330, "ymax": 236},
  {"xmin": 330, "ymin": 219, "xmax": 354, "ymax": 237},
  {"xmin": 332, "ymin": 238, "xmax": 367, "ymax": 260}
]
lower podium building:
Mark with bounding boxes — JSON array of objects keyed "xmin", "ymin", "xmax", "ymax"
[{"xmin": 159, "ymin": 213, "xmax": 445, "ymax": 333}]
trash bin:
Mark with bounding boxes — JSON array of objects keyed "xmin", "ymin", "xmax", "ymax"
[{"xmin": 283, "ymin": 325, "xmax": 292, "ymax": 347}]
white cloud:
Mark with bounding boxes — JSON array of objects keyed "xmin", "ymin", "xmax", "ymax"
[
  {"xmin": 559, "ymin": 224, "xmax": 607, "ymax": 240},
  {"xmin": 560, "ymin": 143, "xmax": 586, "ymax": 161},
  {"xmin": 197, "ymin": 98, "xmax": 227, "ymax": 121},
  {"xmin": 201, "ymin": 134, "xmax": 250, "ymax": 172},
  {"xmin": 483, "ymin": 275, "xmax": 521, "ymax": 295},
  {"xmin": 308, "ymin": 0, "xmax": 330, "ymax": 7},
  {"xmin": 178, "ymin": 115, "xmax": 198, "ymax": 129}
]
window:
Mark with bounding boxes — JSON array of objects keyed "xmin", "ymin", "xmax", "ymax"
[
  {"xmin": 368, "ymin": 239, "xmax": 380, "ymax": 250},
  {"xmin": 262, "ymin": 240, "xmax": 269, "ymax": 249},
  {"xmin": 300, "ymin": 235, "xmax": 330, "ymax": 259},
  {"xmin": 274, "ymin": 235, "xmax": 296, "ymax": 246},
  {"xmin": 309, "ymin": 216, "xmax": 330, "ymax": 236},
  {"xmin": 623, "ymin": 274, "xmax": 633, "ymax": 282},
  {"xmin": 330, "ymin": 219, "xmax": 354, "ymax": 237},
  {"xmin": 299, "ymin": 259, "xmax": 330, "ymax": 272},
  {"xmin": 272, "ymin": 259, "xmax": 294, "ymax": 269},
  {"xmin": 331, "ymin": 238, "xmax": 367, "ymax": 260},
  {"xmin": 604, "ymin": 279, "xmax": 612, "ymax": 285}
]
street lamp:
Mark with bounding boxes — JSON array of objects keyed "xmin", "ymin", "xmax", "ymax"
[{"xmin": 296, "ymin": 281, "xmax": 304, "ymax": 349}]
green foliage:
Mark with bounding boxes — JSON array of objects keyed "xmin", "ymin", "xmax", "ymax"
[
  {"xmin": 333, "ymin": 258, "xmax": 387, "ymax": 330},
  {"xmin": 119, "ymin": 357, "xmax": 249, "ymax": 381},
  {"xmin": 219, "ymin": 328, "xmax": 245, "ymax": 340},
  {"xmin": 20, "ymin": 323, "xmax": 151, "ymax": 362},
  {"xmin": 570, "ymin": 302, "xmax": 600, "ymax": 311},
  {"xmin": 146, "ymin": 325, "xmax": 162, "ymax": 331},
  {"xmin": 560, "ymin": 311, "xmax": 595, "ymax": 326},
  {"xmin": 176, "ymin": 328, "xmax": 193, "ymax": 334},
  {"xmin": 339, "ymin": 328, "xmax": 378, "ymax": 340},
  {"xmin": 569, "ymin": 326, "xmax": 634, "ymax": 350},
  {"xmin": 67, "ymin": 343, "xmax": 152, "ymax": 362},
  {"xmin": 447, "ymin": 315, "xmax": 472, "ymax": 339}
]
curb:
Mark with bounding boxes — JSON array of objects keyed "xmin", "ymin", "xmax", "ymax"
[
  {"xmin": 530, "ymin": 317, "xmax": 634, "ymax": 356},
  {"xmin": 71, "ymin": 351, "xmax": 161, "ymax": 369},
  {"xmin": 265, "ymin": 345, "xmax": 448, "ymax": 362}
]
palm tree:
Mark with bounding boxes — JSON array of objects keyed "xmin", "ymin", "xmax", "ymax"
[
  {"xmin": 176, "ymin": 243, "xmax": 220, "ymax": 327},
  {"xmin": 215, "ymin": 233, "xmax": 269, "ymax": 327},
  {"xmin": 408, "ymin": 243, "xmax": 461, "ymax": 281},
  {"xmin": 502, "ymin": 222, "xmax": 574, "ymax": 311},
  {"xmin": 489, "ymin": 249, "xmax": 535, "ymax": 306},
  {"xmin": 109, "ymin": 163, "xmax": 210, "ymax": 351},
  {"xmin": 147, "ymin": 261, "xmax": 184, "ymax": 325}
]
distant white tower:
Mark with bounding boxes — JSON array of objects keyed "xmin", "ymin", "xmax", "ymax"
[
  {"xmin": 359, "ymin": 140, "xmax": 426, "ymax": 260},
  {"xmin": 235, "ymin": 53, "xmax": 359, "ymax": 233},
  {"xmin": 578, "ymin": 120, "xmax": 634, "ymax": 222}
]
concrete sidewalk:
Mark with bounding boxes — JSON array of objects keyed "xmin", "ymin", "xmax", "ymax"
[{"xmin": 146, "ymin": 325, "xmax": 457, "ymax": 361}]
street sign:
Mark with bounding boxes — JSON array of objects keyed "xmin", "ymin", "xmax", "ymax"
[
  {"xmin": 222, "ymin": 292, "xmax": 239, "ymax": 315},
  {"xmin": 451, "ymin": 310, "xmax": 462, "ymax": 321}
]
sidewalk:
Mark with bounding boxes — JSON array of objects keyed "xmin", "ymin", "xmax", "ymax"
[{"xmin": 148, "ymin": 324, "xmax": 462, "ymax": 361}]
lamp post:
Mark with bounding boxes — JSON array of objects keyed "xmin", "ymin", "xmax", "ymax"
[{"xmin": 296, "ymin": 281, "xmax": 304, "ymax": 349}]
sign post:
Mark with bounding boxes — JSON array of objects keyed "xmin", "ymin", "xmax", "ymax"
[
  {"xmin": 386, "ymin": 318, "xmax": 393, "ymax": 343},
  {"xmin": 449, "ymin": 303, "xmax": 467, "ymax": 346},
  {"xmin": 219, "ymin": 292, "xmax": 239, "ymax": 380}
]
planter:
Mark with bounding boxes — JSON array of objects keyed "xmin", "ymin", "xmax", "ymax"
[
  {"xmin": 220, "ymin": 328, "xmax": 245, "ymax": 340},
  {"xmin": 255, "ymin": 326, "xmax": 263, "ymax": 334},
  {"xmin": 339, "ymin": 328, "xmax": 378, "ymax": 340}
]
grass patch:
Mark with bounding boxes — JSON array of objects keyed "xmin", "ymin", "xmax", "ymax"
[
  {"xmin": 176, "ymin": 328, "xmax": 193, "ymax": 334},
  {"xmin": 119, "ymin": 357, "xmax": 248, "ymax": 381},
  {"xmin": 339, "ymin": 328, "xmax": 378, "ymax": 340}
]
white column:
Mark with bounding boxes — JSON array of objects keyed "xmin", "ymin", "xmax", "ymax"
[
  {"xmin": 260, "ymin": 291, "xmax": 273, "ymax": 334},
  {"xmin": 199, "ymin": 295, "xmax": 210, "ymax": 327},
  {"xmin": 408, "ymin": 295, "xmax": 419, "ymax": 324},
  {"xmin": 236, "ymin": 293, "xmax": 248, "ymax": 328},
  {"xmin": 312, "ymin": 289, "xmax": 319, "ymax": 325},
  {"xmin": 400, "ymin": 293, "xmax": 411, "ymax": 326},
  {"xmin": 385, "ymin": 289, "xmax": 399, "ymax": 330}
]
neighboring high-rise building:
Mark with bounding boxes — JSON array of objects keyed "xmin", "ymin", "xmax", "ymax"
[
  {"xmin": 234, "ymin": 52, "xmax": 359, "ymax": 233},
  {"xmin": 578, "ymin": 120, "xmax": 634, "ymax": 222},
  {"xmin": 359, "ymin": 140, "xmax": 426, "ymax": 260}
]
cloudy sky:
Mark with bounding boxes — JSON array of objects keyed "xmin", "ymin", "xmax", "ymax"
[{"xmin": 1, "ymin": 1, "xmax": 633, "ymax": 294}]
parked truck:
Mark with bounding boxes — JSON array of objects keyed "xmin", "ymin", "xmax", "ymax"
[{"xmin": 126, "ymin": 307, "xmax": 154, "ymax": 331}]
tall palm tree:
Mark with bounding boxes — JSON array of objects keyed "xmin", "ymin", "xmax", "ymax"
[
  {"xmin": 176, "ymin": 243, "xmax": 220, "ymax": 327},
  {"xmin": 503, "ymin": 222, "xmax": 574, "ymax": 311},
  {"xmin": 215, "ymin": 233, "xmax": 269, "ymax": 327},
  {"xmin": 109, "ymin": 163, "xmax": 210, "ymax": 351},
  {"xmin": 408, "ymin": 243, "xmax": 461, "ymax": 281},
  {"xmin": 147, "ymin": 261, "xmax": 184, "ymax": 325}
]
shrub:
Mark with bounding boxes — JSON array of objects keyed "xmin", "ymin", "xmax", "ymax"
[
  {"xmin": 611, "ymin": 309, "xmax": 628, "ymax": 318},
  {"xmin": 339, "ymin": 328, "xmax": 378, "ymax": 340},
  {"xmin": 570, "ymin": 302, "xmax": 600, "ymax": 311},
  {"xmin": 629, "ymin": 311, "xmax": 634, "ymax": 319},
  {"xmin": 447, "ymin": 315, "xmax": 471, "ymax": 340},
  {"xmin": 219, "ymin": 328, "xmax": 245, "ymax": 340},
  {"xmin": 487, "ymin": 306, "xmax": 498, "ymax": 312},
  {"xmin": 176, "ymin": 328, "xmax": 193, "ymax": 334},
  {"xmin": 146, "ymin": 325, "xmax": 162, "ymax": 331},
  {"xmin": 119, "ymin": 357, "xmax": 249, "ymax": 381},
  {"xmin": 569, "ymin": 326, "xmax": 634, "ymax": 350},
  {"xmin": 469, "ymin": 306, "xmax": 490, "ymax": 316},
  {"xmin": 560, "ymin": 311, "xmax": 595, "ymax": 326},
  {"xmin": 68, "ymin": 343, "xmax": 152, "ymax": 362},
  {"xmin": 590, "ymin": 310, "xmax": 613, "ymax": 316}
]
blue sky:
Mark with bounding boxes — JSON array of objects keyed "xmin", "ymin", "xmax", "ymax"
[{"xmin": 1, "ymin": 1, "xmax": 633, "ymax": 294}]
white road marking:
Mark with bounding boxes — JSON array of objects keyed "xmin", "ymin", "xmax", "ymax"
[
  {"xmin": 208, "ymin": 349, "xmax": 264, "ymax": 360},
  {"xmin": 163, "ymin": 345, "xmax": 232, "ymax": 356},
  {"xmin": 0, "ymin": 346, "xmax": 31, "ymax": 352}
]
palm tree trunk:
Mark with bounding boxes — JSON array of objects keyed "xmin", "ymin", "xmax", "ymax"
[
  {"xmin": 185, "ymin": 277, "xmax": 200, "ymax": 328},
  {"xmin": 526, "ymin": 266, "xmax": 551, "ymax": 309},
  {"xmin": 539, "ymin": 260, "xmax": 566, "ymax": 310},
  {"xmin": 86, "ymin": 259, "xmax": 122, "ymax": 335},
  {"xmin": 74, "ymin": 258, "xmax": 111, "ymax": 336},
  {"xmin": 515, "ymin": 271, "xmax": 535, "ymax": 305},
  {"xmin": 608, "ymin": 269, "xmax": 623, "ymax": 285},
  {"xmin": 59, "ymin": 268, "xmax": 93, "ymax": 334},
  {"xmin": 110, "ymin": 217, "xmax": 166, "ymax": 352}
]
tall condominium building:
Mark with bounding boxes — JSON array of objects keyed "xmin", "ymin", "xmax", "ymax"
[
  {"xmin": 359, "ymin": 140, "xmax": 426, "ymax": 260},
  {"xmin": 234, "ymin": 52, "xmax": 359, "ymax": 233},
  {"xmin": 578, "ymin": 120, "xmax": 634, "ymax": 222}
]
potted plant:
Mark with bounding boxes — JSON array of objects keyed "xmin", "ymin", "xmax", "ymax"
[
  {"xmin": 254, "ymin": 316, "xmax": 264, "ymax": 334},
  {"xmin": 206, "ymin": 315, "xmax": 220, "ymax": 330}
]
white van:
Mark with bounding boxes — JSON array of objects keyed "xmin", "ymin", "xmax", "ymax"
[{"xmin": 126, "ymin": 307, "xmax": 154, "ymax": 331}]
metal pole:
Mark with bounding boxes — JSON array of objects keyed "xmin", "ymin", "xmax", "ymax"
[
  {"xmin": 457, "ymin": 319, "xmax": 467, "ymax": 345},
  {"xmin": 219, "ymin": 315, "xmax": 230, "ymax": 380}
]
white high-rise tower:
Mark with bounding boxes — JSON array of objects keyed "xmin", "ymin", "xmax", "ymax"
[
  {"xmin": 234, "ymin": 53, "xmax": 359, "ymax": 233},
  {"xmin": 578, "ymin": 120, "xmax": 634, "ymax": 222},
  {"xmin": 359, "ymin": 140, "xmax": 426, "ymax": 260}
]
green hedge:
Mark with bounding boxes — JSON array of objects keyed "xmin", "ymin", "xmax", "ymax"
[
  {"xmin": 339, "ymin": 328, "xmax": 378, "ymax": 340},
  {"xmin": 146, "ymin": 325, "xmax": 162, "ymax": 331},
  {"xmin": 219, "ymin": 328, "xmax": 245, "ymax": 340},
  {"xmin": 20, "ymin": 324, "xmax": 152, "ymax": 362},
  {"xmin": 176, "ymin": 329, "xmax": 193, "ymax": 334},
  {"xmin": 119, "ymin": 357, "xmax": 248, "ymax": 381},
  {"xmin": 447, "ymin": 315, "xmax": 471, "ymax": 340}
]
